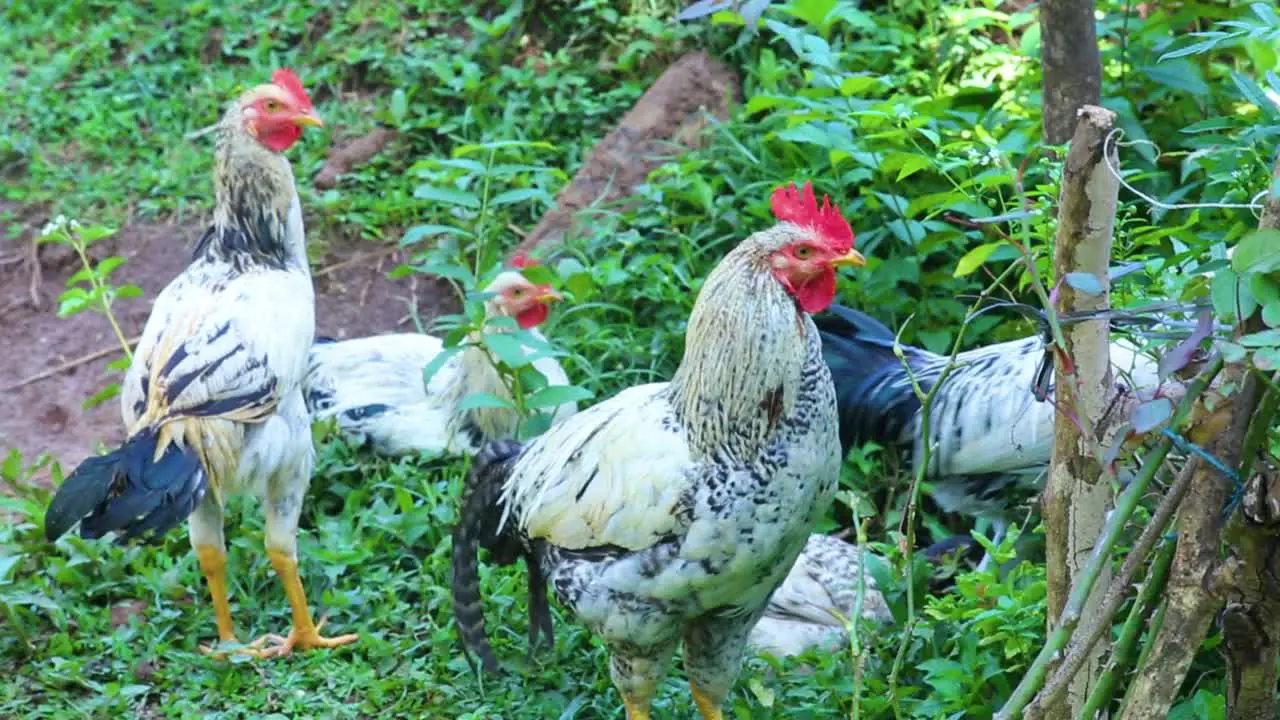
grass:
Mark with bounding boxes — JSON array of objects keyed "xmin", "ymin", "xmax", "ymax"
[{"xmin": 3, "ymin": 0, "xmax": 1278, "ymax": 717}]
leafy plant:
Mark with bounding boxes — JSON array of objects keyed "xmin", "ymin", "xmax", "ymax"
[{"xmin": 36, "ymin": 216, "xmax": 141, "ymax": 408}]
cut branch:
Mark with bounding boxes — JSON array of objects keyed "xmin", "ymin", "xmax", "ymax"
[{"xmin": 1042, "ymin": 104, "xmax": 1119, "ymax": 719}]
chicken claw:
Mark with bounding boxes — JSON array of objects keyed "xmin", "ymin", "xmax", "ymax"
[{"xmin": 242, "ymin": 617, "xmax": 359, "ymax": 659}]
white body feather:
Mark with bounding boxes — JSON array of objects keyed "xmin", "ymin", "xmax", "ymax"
[
  {"xmin": 305, "ymin": 329, "xmax": 577, "ymax": 456},
  {"xmin": 747, "ymin": 533, "xmax": 893, "ymax": 657}
]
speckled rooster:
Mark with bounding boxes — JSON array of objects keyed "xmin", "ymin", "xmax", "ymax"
[
  {"xmin": 43, "ymin": 69, "xmax": 357, "ymax": 658},
  {"xmin": 452, "ymin": 182, "xmax": 865, "ymax": 720}
]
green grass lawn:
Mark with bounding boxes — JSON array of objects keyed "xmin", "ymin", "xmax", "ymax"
[{"xmin": 3, "ymin": 0, "xmax": 1276, "ymax": 717}]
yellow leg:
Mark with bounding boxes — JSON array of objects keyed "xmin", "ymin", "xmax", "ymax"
[
  {"xmin": 691, "ymin": 681, "xmax": 724, "ymax": 720},
  {"xmin": 622, "ymin": 697, "xmax": 652, "ymax": 720},
  {"xmin": 194, "ymin": 544, "xmax": 238, "ymax": 644},
  {"xmin": 241, "ymin": 549, "xmax": 359, "ymax": 659}
]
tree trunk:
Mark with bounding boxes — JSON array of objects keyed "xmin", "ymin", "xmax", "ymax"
[
  {"xmin": 1042, "ymin": 104, "xmax": 1119, "ymax": 720},
  {"xmin": 1039, "ymin": 0, "xmax": 1103, "ymax": 145}
]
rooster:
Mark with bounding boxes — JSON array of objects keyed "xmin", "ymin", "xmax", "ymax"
[
  {"xmin": 815, "ymin": 303, "xmax": 1160, "ymax": 567},
  {"xmin": 304, "ymin": 265, "xmax": 572, "ymax": 456},
  {"xmin": 43, "ymin": 69, "xmax": 357, "ymax": 658},
  {"xmin": 452, "ymin": 181, "xmax": 865, "ymax": 720}
]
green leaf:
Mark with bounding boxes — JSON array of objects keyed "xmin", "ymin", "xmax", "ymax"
[
  {"xmin": 482, "ymin": 333, "xmax": 532, "ymax": 368},
  {"xmin": 95, "ymin": 256, "xmax": 125, "ymax": 277},
  {"xmin": 400, "ymin": 224, "xmax": 472, "ymax": 247},
  {"xmin": 895, "ymin": 155, "xmax": 931, "ymax": 182},
  {"xmin": 565, "ymin": 272, "xmax": 595, "ymax": 299},
  {"xmin": 412, "ymin": 262, "xmax": 475, "ymax": 284},
  {"xmin": 390, "ymin": 88, "xmax": 408, "ymax": 125},
  {"xmin": 83, "ymin": 383, "xmax": 120, "ymax": 410},
  {"xmin": 421, "ymin": 346, "xmax": 461, "ymax": 388},
  {"xmin": 490, "ymin": 188, "xmax": 549, "ymax": 207},
  {"xmin": 1218, "ymin": 341, "xmax": 1247, "ymax": 363},
  {"xmin": 1264, "ymin": 300, "xmax": 1280, "ymax": 328},
  {"xmin": 1233, "ymin": 229, "xmax": 1280, "ymax": 274},
  {"xmin": 56, "ymin": 295, "xmax": 88, "ymax": 318},
  {"xmin": 413, "ymin": 185, "xmax": 481, "ymax": 208},
  {"xmin": 1256, "ymin": 347, "xmax": 1280, "ymax": 371},
  {"xmin": 556, "ymin": 258, "xmax": 587, "ymax": 280},
  {"xmin": 1238, "ymin": 329, "xmax": 1280, "ymax": 348},
  {"xmin": 457, "ymin": 392, "xmax": 516, "ymax": 412},
  {"xmin": 115, "ymin": 284, "xmax": 143, "ymax": 300},
  {"xmin": 1212, "ymin": 269, "xmax": 1258, "ymax": 322},
  {"xmin": 953, "ymin": 243, "xmax": 1003, "ymax": 277},
  {"xmin": 524, "ymin": 384, "xmax": 594, "ymax": 410}
]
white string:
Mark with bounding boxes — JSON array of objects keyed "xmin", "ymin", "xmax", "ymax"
[{"xmin": 1102, "ymin": 128, "xmax": 1268, "ymax": 219}]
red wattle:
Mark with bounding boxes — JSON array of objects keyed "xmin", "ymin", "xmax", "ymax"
[
  {"xmin": 793, "ymin": 267, "xmax": 837, "ymax": 314},
  {"xmin": 516, "ymin": 303, "xmax": 550, "ymax": 329},
  {"xmin": 259, "ymin": 123, "xmax": 302, "ymax": 152}
]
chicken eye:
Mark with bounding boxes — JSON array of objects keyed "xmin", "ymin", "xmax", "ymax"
[
  {"xmin": 793, "ymin": 245, "xmax": 814, "ymax": 260},
  {"xmin": 263, "ymin": 100, "xmax": 280, "ymax": 113},
  {"xmin": 509, "ymin": 288, "xmax": 525, "ymax": 298}
]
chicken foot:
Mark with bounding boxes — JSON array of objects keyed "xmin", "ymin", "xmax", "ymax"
[{"xmin": 239, "ymin": 549, "xmax": 359, "ymax": 659}]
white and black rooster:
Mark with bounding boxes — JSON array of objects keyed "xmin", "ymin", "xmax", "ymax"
[
  {"xmin": 44, "ymin": 69, "xmax": 358, "ymax": 658},
  {"xmin": 452, "ymin": 181, "xmax": 866, "ymax": 720},
  {"xmin": 814, "ymin": 303, "xmax": 1161, "ymax": 568}
]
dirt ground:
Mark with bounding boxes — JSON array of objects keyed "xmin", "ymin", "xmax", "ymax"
[{"xmin": 0, "ymin": 200, "xmax": 455, "ymax": 483}]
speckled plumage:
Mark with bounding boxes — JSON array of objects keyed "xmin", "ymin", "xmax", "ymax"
[
  {"xmin": 747, "ymin": 533, "xmax": 893, "ymax": 658},
  {"xmin": 815, "ymin": 303, "xmax": 1159, "ymax": 555},
  {"xmin": 303, "ymin": 277, "xmax": 576, "ymax": 457},
  {"xmin": 453, "ymin": 222, "xmax": 850, "ymax": 717}
]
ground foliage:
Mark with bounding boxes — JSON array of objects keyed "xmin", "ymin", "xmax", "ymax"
[{"xmin": 2, "ymin": 0, "xmax": 1279, "ymax": 717}]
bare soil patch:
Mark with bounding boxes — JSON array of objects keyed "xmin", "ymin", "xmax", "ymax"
[{"xmin": 0, "ymin": 202, "xmax": 456, "ymax": 483}]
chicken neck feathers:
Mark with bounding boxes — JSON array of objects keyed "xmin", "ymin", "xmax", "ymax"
[{"xmin": 46, "ymin": 100, "xmax": 314, "ymax": 543}]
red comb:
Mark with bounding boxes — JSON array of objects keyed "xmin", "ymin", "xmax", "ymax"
[
  {"xmin": 271, "ymin": 68, "xmax": 313, "ymax": 111},
  {"xmin": 769, "ymin": 181, "xmax": 854, "ymax": 252},
  {"xmin": 509, "ymin": 252, "xmax": 539, "ymax": 269}
]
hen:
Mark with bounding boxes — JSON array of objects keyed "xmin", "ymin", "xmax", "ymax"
[
  {"xmin": 304, "ymin": 264, "xmax": 573, "ymax": 456},
  {"xmin": 43, "ymin": 69, "xmax": 356, "ymax": 658},
  {"xmin": 815, "ymin": 303, "xmax": 1159, "ymax": 566},
  {"xmin": 452, "ymin": 181, "xmax": 865, "ymax": 720},
  {"xmin": 746, "ymin": 533, "xmax": 892, "ymax": 658}
]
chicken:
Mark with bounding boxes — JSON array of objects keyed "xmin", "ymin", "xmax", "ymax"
[
  {"xmin": 814, "ymin": 303, "xmax": 1159, "ymax": 566},
  {"xmin": 746, "ymin": 533, "xmax": 892, "ymax": 658},
  {"xmin": 43, "ymin": 69, "xmax": 356, "ymax": 659},
  {"xmin": 303, "ymin": 266, "xmax": 573, "ymax": 456},
  {"xmin": 451, "ymin": 181, "xmax": 866, "ymax": 720}
]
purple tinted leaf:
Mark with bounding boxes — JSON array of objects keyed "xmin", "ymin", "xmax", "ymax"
[
  {"xmin": 1109, "ymin": 261, "xmax": 1146, "ymax": 281},
  {"xmin": 739, "ymin": 0, "xmax": 772, "ymax": 24},
  {"xmin": 676, "ymin": 0, "xmax": 734, "ymax": 21},
  {"xmin": 1158, "ymin": 310, "xmax": 1214, "ymax": 381},
  {"xmin": 1131, "ymin": 397, "xmax": 1174, "ymax": 434},
  {"xmin": 1065, "ymin": 272, "xmax": 1105, "ymax": 296},
  {"xmin": 1049, "ymin": 278, "xmax": 1062, "ymax": 308}
]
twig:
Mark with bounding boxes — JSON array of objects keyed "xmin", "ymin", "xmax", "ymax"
[
  {"xmin": 1078, "ymin": 533, "xmax": 1178, "ymax": 718},
  {"xmin": 886, "ymin": 259, "xmax": 1023, "ymax": 716},
  {"xmin": 1, "ymin": 335, "xmax": 142, "ymax": 392},
  {"xmin": 1025, "ymin": 409, "xmax": 1206, "ymax": 716},
  {"xmin": 313, "ymin": 245, "xmax": 401, "ymax": 278},
  {"xmin": 996, "ymin": 357, "xmax": 1226, "ymax": 720}
]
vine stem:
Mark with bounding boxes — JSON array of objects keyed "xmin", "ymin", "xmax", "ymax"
[
  {"xmin": 71, "ymin": 240, "xmax": 133, "ymax": 362},
  {"xmin": 886, "ymin": 258, "xmax": 1023, "ymax": 718}
]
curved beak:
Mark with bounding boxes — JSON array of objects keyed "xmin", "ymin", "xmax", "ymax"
[
  {"xmin": 293, "ymin": 112, "xmax": 325, "ymax": 129},
  {"xmin": 829, "ymin": 249, "xmax": 866, "ymax": 268},
  {"xmin": 535, "ymin": 287, "xmax": 563, "ymax": 303}
]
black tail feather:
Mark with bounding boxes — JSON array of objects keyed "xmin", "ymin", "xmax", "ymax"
[
  {"xmin": 44, "ymin": 428, "xmax": 205, "ymax": 544},
  {"xmin": 451, "ymin": 439, "xmax": 527, "ymax": 674},
  {"xmin": 814, "ymin": 303, "xmax": 943, "ymax": 456}
]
